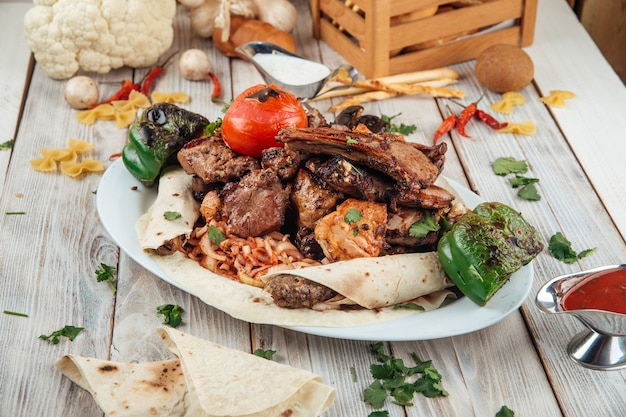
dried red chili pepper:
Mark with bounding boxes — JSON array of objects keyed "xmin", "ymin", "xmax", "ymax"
[
  {"xmin": 475, "ymin": 109, "xmax": 508, "ymax": 130},
  {"xmin": 456, "ymin": 102, "xmax": 477, "ymax": 138},
  {"xmin": 89, "ymin": 79, "xmax": 139, "ymax": 108},
  {"xmin": 208, "ymin": 72, "xmax": 222, "ymax": 103},
  {"xmin": 433, "ymin": 114, "xmax": 458, "ymax": 144},
  {"xmin": 140, "ymin": 51, "xmax": 178, "ymax": 96}
]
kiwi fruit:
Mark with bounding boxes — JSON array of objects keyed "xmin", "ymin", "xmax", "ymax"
[{"xmin": 474, "ymin": 44, "xmax": 534, "ymax": 93}]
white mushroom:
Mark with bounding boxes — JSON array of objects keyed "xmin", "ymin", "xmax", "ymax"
[
  {"xmin": 63, "ymin": 75, "xmax": 99, "ymax": 109},
  {"xmin": 179, "ymin": 49, "xmax": 213, "ymax": 81}
]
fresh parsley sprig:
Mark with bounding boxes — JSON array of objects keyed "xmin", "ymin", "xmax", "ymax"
[
  {"xmin": 156, "ymin": 304, "xmax": 184, "ymax": 327},
  {"xmin": 95, "ymin": 263, "xmax": 117, "ymax": 293},
  {"xmin": 381, "ymin": 114, "xmax": 417, "ymax": 135},
  {"xmin": 365, "ymin": 342, "xmax": 448, "ymax": 415},
  {"xmin": 253, "ymin": 348, "xmax": 276, "ymax": 360},
  {"xmin": 39, "ymin": 325, "xmax": 84, "ymax": 344},
  {"xmin": 548, "ymin": 232, "xmax": 596, "ymax": 264}
]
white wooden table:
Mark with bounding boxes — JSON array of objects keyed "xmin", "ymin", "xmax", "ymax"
[{"xmin": 0, "ymin": 0, "xmax": 624, "ymax": 416}]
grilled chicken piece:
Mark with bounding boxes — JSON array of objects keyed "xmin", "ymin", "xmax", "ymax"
[
  {"xmin": 264, "ymin": 275, "xmax": 338, "ymax": 309},
  {"xmin": 200, "ymin": 190, "xmax": 222, "ymax": 221},
  {"xmin": 290, "ymin": 169, "xmax": 343, "ymax": 229},
  {"xmin": 314, "ymin": 198, "xmax": 388, "ymax": 262},
  {"xmin": 278, "ymin": 127, "xmax": 440, "ymax": 192}
]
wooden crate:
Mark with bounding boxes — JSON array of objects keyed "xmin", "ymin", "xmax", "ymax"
[{"xmin": 310, "ymin": 0, "xmax": 538, "ymax": 78}]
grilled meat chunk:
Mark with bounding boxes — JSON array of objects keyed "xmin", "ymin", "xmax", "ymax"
[
  {"xmin": 390, "ymin": 184, "xmax": 456, "ymax": 210},
  {"xmin": 264, "ymin": 275, "xmax": 338, "ymax": 309},
  {"xmin": 306, "ymin": 155, "xmax": 394, "ymax": 202},
  {"xmin": 177, "ymin": 136, "xmax": 260, "ymax": 184},
  {"xmin": 315, "ymin": 198, "xmax": 388, "ymax": 262},
  {"xmin": 278, "ymin": 127, "xmax": 439, "ymax": 192},
  {"xmin": 410, "ymin": 142, "xmax": 447, "ymax": 174},
  {"xmin": 291, "ymin": 168, "xmax": 343, "ymax": 229},
  {"xmin": 261, "ymin": 147, "xmax": 302, "ymax": 182},
  {"xmin": 386, "ymin": 207, "xmax": 441, "ymax": 249},
  {"xmin": 294, "ymin": 227, "xmax": 325, "ymax": 260},
  {"xmin": 222, "ymin": 169, "xmax": 290, "ymax": 238}
]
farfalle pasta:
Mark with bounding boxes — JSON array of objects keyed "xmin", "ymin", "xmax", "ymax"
[
  {"xmin": 151, "ymin": 91, "xmax": 190, "ymax": 104},
  {"xmin": 498, "ymin": 120, "xmax": 536, "ymax": 135},
  {"xmin": 489, "ymin": 92, "xmax": 526, "ymax": 114},
  {"xmin": 540, "ymin": 90, "xmax": 576, "ymax": 107},
  {"xmin": 30, "ymin": 138, "xmax": 103, "ymax": 177}
]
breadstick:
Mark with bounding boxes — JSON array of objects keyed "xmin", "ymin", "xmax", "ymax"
[
  {"xmin": 315, "ymin": 67, "xmax": 459, "ymax": 100},
  {"xmin": 327, "ymin": 82, "xmax": 465, "ymax": 112}
]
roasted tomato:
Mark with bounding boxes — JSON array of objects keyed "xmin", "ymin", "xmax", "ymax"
[{"xmin": 221, "ymin": 84, "xmax": 308, "ymax": 158}]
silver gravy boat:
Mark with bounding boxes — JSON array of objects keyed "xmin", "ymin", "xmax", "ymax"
[
  {"xmin": 536, "ymin": 264, "xmax": 626, "ymax": 370},
  {"xmin": 235, "ymin": 41, "xmax": 358, "ymax": 100}
]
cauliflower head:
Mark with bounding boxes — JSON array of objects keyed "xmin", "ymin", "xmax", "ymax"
[{"xmin": 24, "ymin": 0, "xmax": 177, "ymax": 79}]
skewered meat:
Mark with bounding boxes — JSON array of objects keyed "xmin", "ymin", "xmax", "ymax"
[{"xmin": 277, "ymin": 127, "xmax": 439, "ymax": 192}]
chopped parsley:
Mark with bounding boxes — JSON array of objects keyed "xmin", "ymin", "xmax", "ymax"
[
  {"xmin": 408, "ymin": 214, "xmax": 440, "ymax": 238},
  {"xmin": 381, "ymin": 113, "xmax": 417, "ymax": 135},
  {"xmin": 364, "ymin": 342, "xmax": 448, "ymax": 414},
  {"xmin": 345, "ymin": 135, "xmax": 359, "ymax": 148},
  {"xmin": 204, "ymin": 117, "xmax": 223, "ymax": 136},
  {"xmin": 253, "ymin": 348, "xmax": 276, "ymax": 360},
  {"xmin": 163, "ymin": 211, "xmax": 182, "ymax": 220},
  {"xmin": 156, "ymin": 304, "xmax": 184, "ymax": 327},
  {"xmin": 208, "ymin": 225, "xmax": 226, "ymax": 245},
  {"xmin": 39, "ymin": 325, "xmax": 84, "ymax": 344},
  {"xmin": 548, "ymin": 232, "xmax": 596, "ymax": 264},
  {"xmin": 95, "ymin": 263, "xmax": 116, "ymax": 293},
  {"xmin": 344, "ymin": 208, "xmax": 363, "ymax": 224},
  {"xmin": 492, "ymin": 157, "xmax": 528, "ymax": 176},
  {"xmin": 0, "ymin": 139, "xmax": 15, "ymax": 150}
]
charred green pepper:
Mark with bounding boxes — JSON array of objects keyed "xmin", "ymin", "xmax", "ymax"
[
  {"xmin": 122, "ymin": 103, "xmax": 211, "ymax": 187},
  {"xmin": 437, "ymin": 202, "xmax": 543, "ymax": 306}
]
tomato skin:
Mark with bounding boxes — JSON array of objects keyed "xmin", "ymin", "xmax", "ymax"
[{"xmin": 221, "ymin": 84, "xmax": 308, "ymax": 158}]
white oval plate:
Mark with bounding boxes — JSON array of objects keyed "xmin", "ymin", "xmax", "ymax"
[{"xmin": 97, "ymin": 159, "xmax": 533, "ymax": 341}]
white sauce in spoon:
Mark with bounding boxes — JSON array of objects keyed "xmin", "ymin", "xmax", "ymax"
[{"xmin": 252, "ymin": 53, "xmax": 331, "ymax": 86}]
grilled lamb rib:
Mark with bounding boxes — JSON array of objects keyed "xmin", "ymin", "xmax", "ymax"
[{"xmin": 277, "ymin": 127, "xmax": 440, "ymax": 192}]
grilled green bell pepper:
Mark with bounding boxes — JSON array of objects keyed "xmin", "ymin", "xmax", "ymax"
[
  {"xmin": 122, "ymin": 103, "xmax": 211, "ymax": 187},
  {"xmin": 437, "ymin": 202, "xmax": 543, "ymax": 306}
]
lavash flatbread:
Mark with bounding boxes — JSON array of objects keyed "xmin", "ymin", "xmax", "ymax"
[
  {"xmin": 55, "ymin": 327, "xmax": 335, "ymax": 417},
  {"xmin": 136, "ymin": 167, "xmax": 459, "ymax": 327},
  {"xmin": 139, "ymin": 166, "xmax": 200, "ymax": 252}
]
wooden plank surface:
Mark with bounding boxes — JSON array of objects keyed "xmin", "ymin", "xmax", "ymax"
[{"xmin": 0, "ymin": 0, "xmax": 624, "ymax": 417}]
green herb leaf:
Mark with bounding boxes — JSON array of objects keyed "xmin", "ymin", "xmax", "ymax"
[
  {"xmin": 351, "ymin": 366, "xmax": 358, "ymax": 382},
  {"xmin": 163, "ymin": 211, "xmax": 182, "ymax": 220},
  {"xmin": 368, "ymin": 411, "xmax": 390, "ymax": 417},
  {"xmin": 381, "ymin": 113, "xmax": 417, "ymax": 135},
  {"xmin": 253, "ymin": 348, "xmax": 276, "ymax": 360},
  {"xmin": 156, "ymin": 304, "xmax": 183, "ymax": 327},
  {"xmin": 518, "ymin": 183, "xmax": 541, "ymax": 201},
  {"xmin": 3, "ymin": 310, "xmax": 28, "ymax": 317},
  {"xmin": 365, "ymin": 342, "xmax": 447, "ymax": 411},
  {"xmin": 0, "ymin": 139, "xmax": 15, "ymax": 150},
  {"xmin": 346, "ymin": 135, "xmax": 358, "ymax": 148},
  {"xmin": 204, "ymin": 117, "xmax": 223, "ymax": 136},
  {"xmin": 493, "ymin": 157, "xmax": 528, "ymax": 176},
  {"xmin": 95, "ymin": 263, "xmax": 117, "ymax": 293},
  {"xmin": 496, "ymin": 405, "xmax": 515, "ymax": 417},
  {"xmin": 393, "ymin": 302, "xmax": 425, "ymax": 311},
  {"xmin": 548, "ymin": 232, "xmax": 596, "ymax": 264},
  {"xmin": 208, "ymin": 225, "xmax": 226, "ymax": 245},
  {"xmin": 408, "ymin": 214, "xmax": 440, "ymax": 238},
  {"xmin": 344, "ymin": 208, "xmax": 363, "ymax": 224},
  {"xmin": 39, "ymin": 325, "xmax": 84, "ymax": 344},
  {"xmin": 364, "ymin": 380, "xmax": 388, "ymax": 409},
  {"xmin": 508, "ymin": 175, "xmax": 539, "ymax": 188}
]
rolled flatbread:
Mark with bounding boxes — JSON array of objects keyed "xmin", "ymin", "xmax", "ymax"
[
  {"xmin": 55, "ymin": 327, "xmax": 336, "ymax": 417},
  {"xmin": 138, "ymin": 166, "xmax": 200, "ymax": 252}
]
